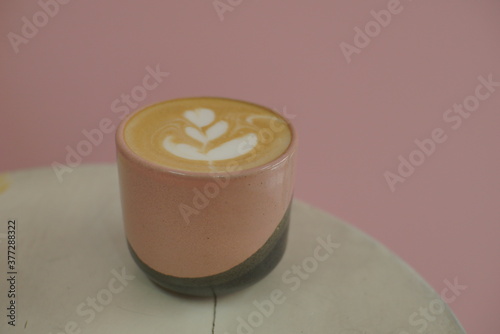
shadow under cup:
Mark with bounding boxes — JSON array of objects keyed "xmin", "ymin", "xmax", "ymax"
[{"xmin": 116, "ymin": 101, "xmax": 296, "ymax": 297}]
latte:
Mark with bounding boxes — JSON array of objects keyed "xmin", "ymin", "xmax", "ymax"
[{"xmin": 123, "ymin": 97, "xmax": 292, "ymax": 173}]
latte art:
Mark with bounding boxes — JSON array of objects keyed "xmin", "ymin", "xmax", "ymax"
[
  {"xmin": 123, "ymin": 98, "xmax": 292, "ymax": 173},
  {"xmin": 162, "ymin": 108, "xmax": 259, "ymax": 161}
]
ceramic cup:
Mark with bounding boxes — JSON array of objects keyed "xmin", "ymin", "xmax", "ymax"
[{"xmin": 115, "ymin": 98, "xmax": 296, "ymax": 297}]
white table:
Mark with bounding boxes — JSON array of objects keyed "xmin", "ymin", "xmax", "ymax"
[{"xmin": 0, "ymin": 164, "xmax": 465, "ymax": 334}]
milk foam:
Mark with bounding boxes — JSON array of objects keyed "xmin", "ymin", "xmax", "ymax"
[
  {"xmin": 162, "ymin": 108, "xmax": 264, "ymax": 162},
  {"xmin": 123, "ymin": 98, "xmax": 292, "ymax": 173}
]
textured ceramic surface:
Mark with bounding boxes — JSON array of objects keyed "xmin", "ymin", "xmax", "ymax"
[
  {"xmin": 128, "ymin": 204, "xmax": 289, "ymax": 297},
  {"xmin": 0, "ymin": 165, "xmax": 465, "ymax": 334},
  {"xmin": 116, "ymin": 104, "xmax": 297, "ymax": 288}
]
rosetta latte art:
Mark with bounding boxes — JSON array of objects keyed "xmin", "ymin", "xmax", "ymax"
[
  {"xmin": 123, "ymin": 97, "xmax": 292, "ymax": 173},
  {"xmin": 162, "ymin": 108, "xmax": 259, "ymax": 161}
]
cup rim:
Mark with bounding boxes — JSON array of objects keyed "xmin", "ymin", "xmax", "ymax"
[{"xmin": 115, "ymin": 96, "xmax": 297, "ymax": 178}]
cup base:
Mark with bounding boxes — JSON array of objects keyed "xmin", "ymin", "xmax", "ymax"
[{"xmin": 127, "ymin": 203, "xmax": 291, "ymax": 297}]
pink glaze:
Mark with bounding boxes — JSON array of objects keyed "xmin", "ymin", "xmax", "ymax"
[{"xmin": 116, "ymin": 108, "xmax": 296, "ymax": 278}]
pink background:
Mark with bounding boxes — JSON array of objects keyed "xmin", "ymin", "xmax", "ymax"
[{"xmin": 1, "ymin": 0, "xmax": 499, "ymax": 332}]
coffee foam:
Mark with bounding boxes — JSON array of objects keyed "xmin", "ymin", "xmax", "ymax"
[{"xmin": 123, "ymin": 97, "xmax": 292, "ymax": 173}]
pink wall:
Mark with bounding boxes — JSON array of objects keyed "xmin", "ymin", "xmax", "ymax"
[{"xmin": 2, "ymin": 1, "xmax": 499, "ymax": 331}]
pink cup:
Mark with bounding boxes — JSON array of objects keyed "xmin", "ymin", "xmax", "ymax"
[{"xmin": 115, "ymin": 97, "xmax": 297, "ymax": 296}]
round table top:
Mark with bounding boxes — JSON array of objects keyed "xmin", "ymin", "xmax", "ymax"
[{"xmin": 0, "ymin": 164, "xmax": 465, "ymax": 334}]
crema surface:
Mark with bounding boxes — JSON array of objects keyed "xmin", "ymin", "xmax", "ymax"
[{"xmin": 123, "ymin": 97, "xmax": 292, "ymax": 173}]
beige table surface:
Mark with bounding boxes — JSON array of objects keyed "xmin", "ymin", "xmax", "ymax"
[{"xmin": 0, "ymin": 164, "xmax": 465, "ymax": 334}]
